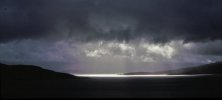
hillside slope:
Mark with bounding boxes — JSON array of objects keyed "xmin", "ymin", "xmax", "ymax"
[{"xmin": 0, "ymin": 63, "xmax": 76, "ymax": 80}]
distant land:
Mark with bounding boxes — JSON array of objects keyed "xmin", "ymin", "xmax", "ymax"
[
  {"xmin": 0, "ymin": 63, "xmax": 76, "ymax": 80},
  {"xmin": 122, "ymin": 62, "xmax": 222, "ymax": 75},
  {"xmin": 167, "ymin": 62, "xmax": 222, "ymax": 75},
  {"xmin": 1, "ymin": 62, "xmax": 222, "ymax": 79}
]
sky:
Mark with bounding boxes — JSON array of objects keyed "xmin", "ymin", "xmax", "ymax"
[{"xmin": 0, "ymin": 0, "xmax": 222, "ymax": 74}]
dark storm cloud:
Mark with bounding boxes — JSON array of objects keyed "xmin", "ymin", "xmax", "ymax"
[
  {"xmin": 0, "ymin": 0, "xmax": 222, "ymax": 42},
  {"xmin": 0, "ymin": 0, "xmax": 92, "ymax": 42}
]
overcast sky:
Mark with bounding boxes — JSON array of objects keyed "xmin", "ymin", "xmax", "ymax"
[{"xmin": 0, "ymin": 0, "xmax": 222, "ymax": 74}]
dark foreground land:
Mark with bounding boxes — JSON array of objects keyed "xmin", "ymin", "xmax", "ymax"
[
  {"xmin": 1, "ymin": 63, "xmax": 222, "ymax": 98},
  {"xmin": 1, "ymin": 76, "xmax": 222, "ymax": 98}
]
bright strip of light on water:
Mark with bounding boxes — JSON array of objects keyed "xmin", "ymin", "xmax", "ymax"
[{"xmin": 74, "ymin": 74, "xmax": 212, "ymax": 78}]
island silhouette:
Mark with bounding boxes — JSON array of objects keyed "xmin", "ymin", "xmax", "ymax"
[{"xmin": 122, "ymin": 62, "xmax": 222, "ymax": 75}]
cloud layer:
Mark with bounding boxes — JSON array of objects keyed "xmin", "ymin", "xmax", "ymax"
[
  {"xmin": 1, "ymin": 0, "xmax": 222, "ymax": 42},
  {"xmin": 0, "ymin": 0, "xmax": 222, "ymax": 74},
  {"xmin": 0, "ymin": 39, "xmax": 221, "ymax": 73}
]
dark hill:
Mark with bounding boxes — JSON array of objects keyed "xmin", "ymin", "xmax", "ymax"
[
  {"xmin": 0, "ymin": 63, "xmax": 76, "ymax": 80},
  {"xmin": 167, "ymin": 62, "xmax": 222, "ymax": 75},
  {"xmin": 122, "ymin": 62, "xmax": 222, "ymax": 75}
]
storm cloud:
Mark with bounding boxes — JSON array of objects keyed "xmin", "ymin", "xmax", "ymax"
[
  {"xmin": 0, "ymin": 39, "xmax": 221, "ymax": 73},
  {"xmin": 1, "ymin": 0, "xmax": 222, "ymax": 42},
  {"xmin": 0, "ymin": 0, "xmax": 222, "ymax": 74}
]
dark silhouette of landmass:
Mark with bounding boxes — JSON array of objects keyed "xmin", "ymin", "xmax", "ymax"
[
  {"xmin": 0, "ymin": 63, "xmax": 76, "ymax": 80},
  {"xmin": 122, "ymin": 62, "xmax": 222, "ymax": 75},
  {"xmin": 168, "ymin": 62, "xmax": 222, "ymax": 75}
]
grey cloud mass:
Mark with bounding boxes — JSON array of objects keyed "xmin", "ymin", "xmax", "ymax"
[
  {"xmin": 0, "ymin": 0, "xmax": 222, "ymax": 74},
  {"xmin": 0, "ymin": 39, "xmax": 221, "ymax": 73},
  {"xmin": 1, "ymin": 0, "xmax": 222, "ymax": 42}
]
